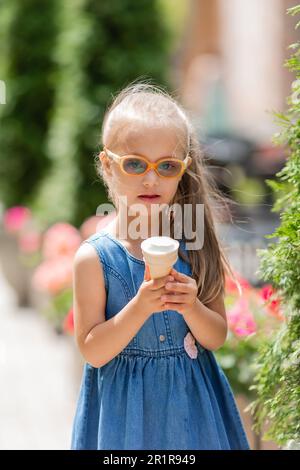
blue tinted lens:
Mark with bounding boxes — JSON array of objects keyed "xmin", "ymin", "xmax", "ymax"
[
  {"xmin": 158, "ymin": 160, "xmax": 182, "ymax": 176},
  {"xmin": 123, "ymin": 158, "xmax": 147, "ymax": 174}
]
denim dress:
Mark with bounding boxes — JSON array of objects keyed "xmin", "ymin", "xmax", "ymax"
[{"xmin": 71, "ymin": 229, "xmax": 250, "ymax": 450}]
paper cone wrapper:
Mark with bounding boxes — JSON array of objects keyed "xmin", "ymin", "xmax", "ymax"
[{"xmin": 141, "ymin": 236, "xmax": 179, "ymax": 280}]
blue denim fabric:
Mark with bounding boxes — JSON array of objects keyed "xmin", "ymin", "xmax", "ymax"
[{"xmin": 71, "ymin": 230, "xmax": 250, "ymax": 450}]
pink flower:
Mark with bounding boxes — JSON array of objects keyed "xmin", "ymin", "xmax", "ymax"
[
  {"xmin": 32, "ymin": 256, "xmax": 73, "ymax": 294},
  {"xmin": 42, "ymin": 223, "xmax": 81, "ymax": 260},
  {"xmin": 63, "ymin": 307, "xmax": 74, "ymax": 335},
  {"xmin": 18, "ymin": 230, "xmax": 42, "ymax": 253},
  {"xmin": 225, "ymin": 273, "xmax": 251, "ymax": 296},
  {"xmin": 227, "ymin": 297, "xmax": 257, "ymax": 337},
  {"xmin": 259, "ymin": 284, "xmax": 284, "ymax": 321},
  {"xmin": 260, "ymin": 284, "xmax": 273, "ymax": 302},
  {"xmin": 3, "ymin": 206, "xmax": 32, "ymax": 234},
  {"xmin": 184, "ymin": 332, "xmax": 198, "ymax": 359}
]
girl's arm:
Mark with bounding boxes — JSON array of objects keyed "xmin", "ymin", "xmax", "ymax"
[
  {"xmin": 162, "ymin": 268, "xmax": 227, "ymax": 351},
  {"xmin": 73, "ymin": 243, "xmax": 150, "ymax": 368},
  {"xmin": 183, "ymin": 294, "xmax": 228, "ymax": 351}
]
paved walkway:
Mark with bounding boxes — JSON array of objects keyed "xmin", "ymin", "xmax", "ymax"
[{"xmin": 0, "ymin": 266, "xmax": 83, "ymax": 449}]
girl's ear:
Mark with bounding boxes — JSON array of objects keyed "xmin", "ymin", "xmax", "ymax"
[{"xmin": 99, "ymin": 151, "xmax": 112, "ymax": 177}]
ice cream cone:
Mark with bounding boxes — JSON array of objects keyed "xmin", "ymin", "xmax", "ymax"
[{"xmin": 141, "ymin": 236, "xmax": 179, "ymax": 279}]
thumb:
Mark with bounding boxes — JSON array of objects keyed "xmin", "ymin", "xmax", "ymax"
[{"xmin": 144, "ymin": 264, "xmax": 151, "ymax": 281}]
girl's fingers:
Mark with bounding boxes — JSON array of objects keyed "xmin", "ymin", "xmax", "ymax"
[
  {"xmin": 170, "ymin": 268, "xmax": 190, "ymax": 283},
  {"xmin": 165, "ymin": 282, "xmax": 190, "ymax": 293},
  {"xmin": 144, "ymin": 264, "xmax": 151, "ymax": 281},
  {"xmin": 161, "ymin": 293, "xmax": 188, "ymax": 303},
  {"xmin": 151, "ymin": 275, "xmax": 174, "ymax": 291}
]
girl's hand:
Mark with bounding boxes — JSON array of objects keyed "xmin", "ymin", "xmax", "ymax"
[
  {"xmin": 134, "ymin": 264, "xmax": 174, "ymax": 317},
  {"xmin": 160, "ymin": 267, "xmax": 198, "ymax": 316}
]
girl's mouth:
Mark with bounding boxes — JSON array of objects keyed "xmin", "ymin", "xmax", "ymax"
[{"xmin": 138, "ymin": 195, "xmax": 161, "ymax": 201}]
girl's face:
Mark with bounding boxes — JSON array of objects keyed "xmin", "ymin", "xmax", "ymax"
[{"xmin": 100, "ymin": 124, "xmax": 186, "ymax": 220}]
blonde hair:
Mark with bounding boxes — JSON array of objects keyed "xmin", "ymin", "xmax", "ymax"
[{"xmin": 95, "ymin": 81, "xmax": 238, "ymax": 305}]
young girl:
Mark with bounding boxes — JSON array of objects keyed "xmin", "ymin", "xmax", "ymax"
[{"xmin": 71, "ymin": 82, "xmax": 250, "ymax": 450}]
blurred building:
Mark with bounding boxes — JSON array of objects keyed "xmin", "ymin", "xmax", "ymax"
[{"xmin": 175, "ymin": 0, "xmax": 298, "ymax": 142}]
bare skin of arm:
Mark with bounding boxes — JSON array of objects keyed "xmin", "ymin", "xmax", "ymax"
[{"xmin": 73, "ymin": 243, "xmax": 171, "ymax": 368}]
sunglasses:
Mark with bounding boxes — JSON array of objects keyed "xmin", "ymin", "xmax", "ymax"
[{"xmin": 102, "ymin": 146, "xmax": 192, "ymax": 178}]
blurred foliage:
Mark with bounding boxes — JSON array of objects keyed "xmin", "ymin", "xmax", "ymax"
[
  {"xmin": 229, "ymin": 166, "xmax": 267, "ymax": 206},
  {"xmin": 0, "ymin": 0, "xmax": 59, "ymax": 208},
  {"xmin": 43, "ymin": 287, "xmax": 73, "ymax": 334},
  {"xmin": 157, "ymin": 0, "xmax": 189, "ymax": 51},
  {"xmin": 31, "ymin": 0, "xmax": 171, "ymax": 227},
  {"xmin": 249, "ymin": 5, "xmax": 300, "ymax": 447}
]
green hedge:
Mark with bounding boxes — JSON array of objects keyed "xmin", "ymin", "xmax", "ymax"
[
  {"xmin": 32, "ymin": 0, "xmax": 171, "ymax": 227},
  {"xmin": 249, "ymin": 5, "xmax": 300, "ymax": 446},
  {"xmin": 0, "ymin": 0, "xmax": 59, "ymax": 208}
]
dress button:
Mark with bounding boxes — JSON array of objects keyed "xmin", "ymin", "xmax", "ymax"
[{"xmin": 159, "ymin": 334, "xmax": 166, "ymax": 342}]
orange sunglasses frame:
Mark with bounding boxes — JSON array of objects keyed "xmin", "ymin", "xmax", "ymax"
[{"xmin": 101, "ymin": 146, "xmax": 192, "ymax": 178}]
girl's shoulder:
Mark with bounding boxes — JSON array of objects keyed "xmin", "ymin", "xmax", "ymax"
[
  {"xmin": 81, "ymin": 230, "xmax": 113, "ymax": 265},
  {"xmin": 84, "ymin": 230, "xmax": 108, "ymax": 245},
  {"xmin": 82, "ymin": 229, "xmax": 143, "ymax": 268},
  {"xmin": 74, "ymin": 231, "xmax": 109, "ymax": 271}
]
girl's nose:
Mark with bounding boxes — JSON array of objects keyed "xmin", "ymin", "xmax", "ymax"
[{"xmin": 143, "ymin": 168, "xmax": 159, "ymax": 182}]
